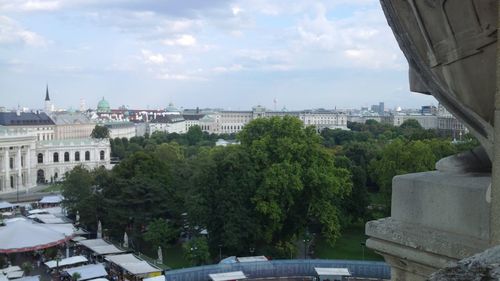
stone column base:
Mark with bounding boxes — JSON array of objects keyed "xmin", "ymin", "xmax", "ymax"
[{"xmin": 366, "ymin": 171, "xmax": 492, "ymax": 281}]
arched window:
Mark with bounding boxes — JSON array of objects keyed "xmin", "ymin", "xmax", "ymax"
[
  {"xmin": 53, "ymin": 152, "xmax": 59, "ymax": 163},
  {"xmin": 37, "ymin": 153, "xmax": 43, "ymax": 164},
  {"xmin": 75, "ymin": 151, "xmax": 80, "ymax": 161},
  {"xmin": 100, "ymin": 150, "xmax": 105, "ymax": 161},
  {"xmin": 64, "ymin": 152, "xmax": 70, "ymax": 162},
  {"xmin": 85, "ymin": 151, "xmax": 90, "ymax": 161}
]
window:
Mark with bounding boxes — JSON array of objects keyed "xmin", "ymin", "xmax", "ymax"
[
  {"xmin": 10, "ymin": 176, "xmax": 13, "ymax": 188},
  {"xmin": 85, "ymin": 151, "xmax": 90, "ymax": 161},
  {"xmin": 21, "ymin": 156, "xmax": 24, "ymax": 167},
  {"xmin": 37, "ymin": 153, "xmax": 43, "ymax": 164},
  {"xmin": 64, "ymin": 152, "xmax": 70, "ymax": 162},
  {"xmin": 75, "ymin": 152, "xmax": 80, "ymax": 161},
  {"xmin": 100, "ymin": 150, "xmax": 105, "ymax": 160},
  {"xmin": 53, "ymin": 152, "xmax": 59, "ymax": 163},
  {"xmin": 9, "ymin": 158, "xmax": 13, "ymax": 169}
]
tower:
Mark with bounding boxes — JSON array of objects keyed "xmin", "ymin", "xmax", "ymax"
[{"xmin": 44, "ymin": 85, "xmax": 52, "ymax": 113}]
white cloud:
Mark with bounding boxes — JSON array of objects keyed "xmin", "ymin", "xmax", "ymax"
[
  {"xmin": 293, "ymin": 6, "xmax": 403, "ymax": 70},
  {"xmin": 162, "ymin": 34, "xmax": 197, "ymax": 47},
  {"xmin": 212, "ymin": 64, "xmax": 244, "ymax": 73},
  {"xmin": 0, "ymin": 0, "xmax": 61, "ymax": 11},
  {"xmin": 141, "ymin": 49, "xmax": 183, "ymax": 65},
  {"xmin": 0, "ymin": 16, "xmax": 48, "ymax": 46}
]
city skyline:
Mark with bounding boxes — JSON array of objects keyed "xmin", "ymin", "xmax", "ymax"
[{"xmin": 1, "ymin": 0, "xmax": 436, "ymax": 110}]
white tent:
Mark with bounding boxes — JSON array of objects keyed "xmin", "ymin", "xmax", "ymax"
[
  {"xmin": 0, "ymin": 201, "xmax": 14, "ymax": 210},
  {"xmin": 15, "ymin": 276, "xmax": 40, "ymax": 281},
  {"xmin": 236, "ymin": 256, "xmax": 268, "ymax": 263},
  {"xmin": 64, "ymin": 264, "xmax": 107, "ymax": 281},
  {"xmin": 209, "ymin": 271, "xmax": 247, "ymax": 281},
  {"xmin": 144, "ymin": 276, "xmax": 165, "ymax": 281},
  {"xmin": 45, "ymin": 255, "xmax": 88, "ymax": 269},
  {"xmin": 78, "ymin": 239, "xmax": 125, "ymax": 256},
  {"xmin": 105, "ymin": 254, "xmax": 161, "ymax": 276},
  {"xmin": 6, "ymin": 271, "xmax": 23, "ymax": 279},
  {"xmin": 1, "ymin": 266, "xmax": 21, "ymax": 274},
  {"xmin": 0, "ymin": 273, "xmax": 7, "ymax": 281},
  {"xmin": 0, "ymin": 220, "xmax": 71, "ymax": 253},
  {"xmin": 28, "ymin": 214, "xmax": 66, "ymax": 224},
  {"xmin": 44, "ymin": 224, "xmax": 77, "ymax": 236},
  {"xmin": 315, "ymin": 267, "xmax": 351, "ymax": 281},
  {"xmin": 39, "ymin": 195, "xmax": 64, "ymax": 204}
]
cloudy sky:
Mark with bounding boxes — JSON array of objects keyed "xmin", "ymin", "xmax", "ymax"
[{"xmin": 0, "ymin": 0, "xmax": 436, "ymax": 111}]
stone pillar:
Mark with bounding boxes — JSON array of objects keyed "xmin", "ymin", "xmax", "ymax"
[
  {"xmin": 4, "ymin": 149, "xmax": 9, "ymax": 189},
  {"xmin": 17, "ymin": 147, "xmax": 22, "ymax": 188},
  {"xmin": 26, "ymin": 145, "xmax": 32, "ymax": 188},
  {"xmin": 490, "ymin": 9, "xmax": 500, "ymax": 246}
]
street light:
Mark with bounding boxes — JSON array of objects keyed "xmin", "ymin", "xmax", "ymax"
[
  {"xmin": 218, "ymin": 244, "xmax": 222, "ymax": 262},
  {"xmin": 249, "ymin": 247, "xmax": 255, "ymax": 256},
  {"xmin": 360, "ymin": 242, "xmax": 366, "ymax": 260},
  {"xmin": 303, "ymin": 238, "xmax": 310, "ymax": 259}
]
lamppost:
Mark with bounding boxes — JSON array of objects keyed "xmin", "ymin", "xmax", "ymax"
[
  {"xmin": 218, "ymin": 244, "xmax": 222, "ymax": 262},
  {"xmin": 360, "ymin": 242, "xmax": 366, "ymax": 260},
  {"xmin": 303, "ymin": 238, "xmax": 310, "ymax": 259},
  {"xmin": 249, "ymin": 247, "xmax": 255, "ymax": 256}
]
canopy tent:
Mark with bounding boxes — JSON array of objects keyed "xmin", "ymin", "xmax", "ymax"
[
  {"xmin": 45, "ymin": 255, "xmax": 88, "ymax": 269},
  {"xmin": 144, "ymin": 276, "xmax": 165, "ymax": 281},
  {"xmin": 43, "ymin": 224, "xmax": 76, "ymax": 236},
  {"xmin": 72, "ymin": 236, "xmax": 87, "ymax": 242},
  {"xmin": 15, "ymin": 276, "xmax": 40, "ymax": 281},
  {"xmin": 78, "ymin": 239, "xmax": 125, "ymax": 256},
  {"xmin": 1, "ymin": 266, "xmax": 21, "ymax": 274},
  {"xmin": 28, "ymin": 214, "xmax": 66, "ymax": 224},
  {"xmin": 209, "ymin": 271, "xmax": 247, "ymax": 281},
  {"xmin": 0, "ymin": 201, "xmax": 15, "ymax": 210},
  {"xmin": 0, "ymin": 274, "xmax": 7, "ymax": 281},
  {"xmin": 236, "ymin": 256, "xmax": 268, "ymax": 263},
  {"xmin": 28, "ymin": 207, "xmax": 63, "ymax": 215},
  {"xmin": 6, "ymin": 271, "xmax": 24, "ymax": 279},
  {"xmin": 64, "ymin": 264, "xmax": 107, "ymax": 281},
  {"xmin": 105, "ymin": 254, "xmax": 161, "ymax": 276},
  {"xmin": 315, "ymin": 267, "xmax": 351, "ymax": 281},
  {"xmin": 39, "ymin": 195, "xmax": 64, "ymax": 204},
  {"xmin": 0, "ymin": 220, "xmax": 72, "ymax": 253}
]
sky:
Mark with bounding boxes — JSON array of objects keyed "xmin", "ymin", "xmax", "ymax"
[{"xmin": 0, "ymin": 0, "xmax": 437, "ymax": 111}]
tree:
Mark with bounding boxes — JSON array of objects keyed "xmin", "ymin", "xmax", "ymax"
[
  {"xmin": 71, "ymin": 272, "xmax": 82, "ymax": 281},
  {"xmin": 183, "ymin": 237, "xmax": 210, "ymax": 266},
  {"xmin": 186, "ymin": 125, "xmax": 203, "ymax": 146},
  {"xmin": 239, "ymin": 116, "xmax": 352, "ymax": 246},
  {"xmin": 61, "ymin": 166, "xmax": 102, "ymax": 228},
  {"xmin": 369, "ymin": 139, "xmax": 436, "ymax": 212},
  {"xmin": 143, "ymin": 218, "xmax": 179, "ymax": 248},
  {"xmin": 91, "ymin": 125, "xmax": 110, "ymax": 139}
]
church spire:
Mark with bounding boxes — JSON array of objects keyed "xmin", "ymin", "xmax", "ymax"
[{"xmin": 45, "ymin": 84, "xmax": 50, "ymax": 101}]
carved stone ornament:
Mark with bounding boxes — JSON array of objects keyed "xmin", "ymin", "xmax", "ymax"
[{"xmin": 380, "ymin": 0, "xmax": 498, "ymax": 162}]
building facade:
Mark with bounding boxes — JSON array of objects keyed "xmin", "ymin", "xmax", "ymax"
[
  {"xmin": 36, "ymin": 138, "xmax": 111, "ymax": 183},
  {"xmin": 51, "ymin": 112, "xmax": 96, "ymax": 140},
  {"xmin": 0, "ymin": 112, "xmax": 55, "ymax": 141},
  {"xmin": 0, "ymin": 127, "xmax": 37, "ymax": 193}
]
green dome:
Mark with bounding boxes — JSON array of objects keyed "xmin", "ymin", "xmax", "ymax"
[{"xmin": 97, "ymin": 97, "xmax": 110, "ymax": 113}]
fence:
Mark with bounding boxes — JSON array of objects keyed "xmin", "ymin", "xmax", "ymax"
[{"xmin": 164, "ymin": 259, "xmax": 390, "ymax": 281}]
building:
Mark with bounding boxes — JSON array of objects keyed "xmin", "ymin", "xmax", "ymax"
[
  {"xmin": 436, "ymin": 104, "xmax": 468, "ymax": 138},
  {"xmin": 103, "ymin": 122, "xmax": 137, "ymax": 139},
  {"xmin": 148, "ymin": 115, "xmax": 186, "ymax": 135},
  {"xmin": 0, "ymin": 126, "xmax": 37, "ymax": 192},
  {"xmin": 35, "ymin": 138, "xmax": 111, "ymax": 183},
  {"xmin": 382, "ymin": 114, "xmax": 438, "ymax": 129},
  {"xmin": 51, "ymin": 112, "xmax": 96, "ymax": 140},
  {"xmin": 0, "ymin": 111, "xmax": 55, "ymax": 141}
]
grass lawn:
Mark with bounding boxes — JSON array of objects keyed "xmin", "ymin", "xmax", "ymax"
[
  {"xmin": 314, "ymin": 223, "xmax": 383, "ymax": 261},
  {"xmin": 41, "ymin": 184, "xmax": 62, "ymax": 193},
  {"xmin": 163, "ymin": 244, "xmax": 191, "ymax": 269}
]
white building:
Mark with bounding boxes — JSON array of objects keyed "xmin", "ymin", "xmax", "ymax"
[
  {"xmin": 0, "ymin": 126, "xmax": 37, "ymax": 192},
  {"xmin": 0, "ymin": 111, "xmax": 55, "ymax": 141},
  {"xmin": 148, "ymin": 115, "xmax": 186, "ymax": 135},
  {"xmin": 36, "ymin": 138, "xmax": 111, "ymax": 183},
  {"xmin": 51, "ymin": 112, "xmax": 96, "ymax": 140},
  {"xmin": 190, "ymin": 106, "xmax": 348, "ymax": 134},
  {"xmin": 103, "ymin": 122, "xmax": 136, "ymax": 139}
]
